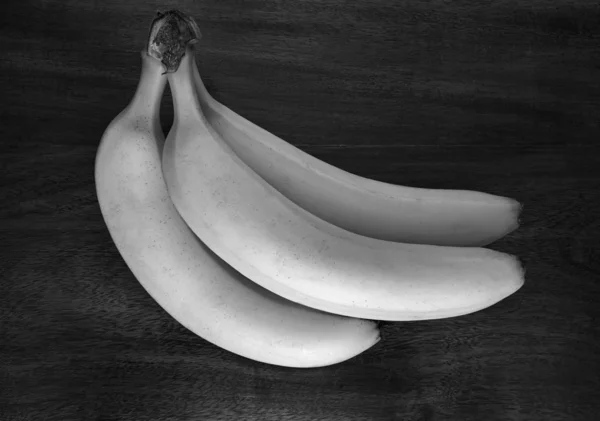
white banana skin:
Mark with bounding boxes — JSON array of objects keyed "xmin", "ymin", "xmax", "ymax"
[
  {"xmin": 162, "ymin": 47, "xmax": 525, "ymax": 322},
  {"xmin": 94, "ymin": 51, "xmax": 380, "ymax": 368},
  {"xmin": 190, "ymin": 55, "xmax": 521, "ymax": 246}
]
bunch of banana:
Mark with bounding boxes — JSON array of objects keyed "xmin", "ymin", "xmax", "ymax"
[{"xmin": 95, "ymin": 11, "xmax": 524, "ymax": 368}]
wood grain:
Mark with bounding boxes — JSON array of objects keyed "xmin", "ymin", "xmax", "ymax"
[{"xmin": 1, "ymin": 0, "xmax": 599, "ymax": 420}]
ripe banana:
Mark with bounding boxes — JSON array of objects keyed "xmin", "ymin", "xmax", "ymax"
[
  {"xmin": 162, "ymin": 46, "xmax": 525, "ymax": 322},
  {"xmin": 95, "ymin": 49, "xmax": 380, "ymax": 368},
  {"xmin": 190, "ymin": 55, "xmax": 520, "ymax": 246}
]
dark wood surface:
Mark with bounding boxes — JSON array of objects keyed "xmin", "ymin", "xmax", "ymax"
[{"xmin": 2, "ymin": 1, "xmax": 600, "ymax": 420}]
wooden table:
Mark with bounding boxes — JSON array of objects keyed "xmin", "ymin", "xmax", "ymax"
[{"xmin": 2, "ymin": 1, "xmax": 599, "ymax": 420}]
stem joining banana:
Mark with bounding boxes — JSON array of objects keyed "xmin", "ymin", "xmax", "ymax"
[
  {"xmin": 95, "ymin": 50, "xmax": 380, "ymax": 368},
  {"xmin": 162, "ymin": 47, "xmax": 525, "ymax": 322}
]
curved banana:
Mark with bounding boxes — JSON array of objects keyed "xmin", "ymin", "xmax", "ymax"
[
  {"xmin": 95, "ymin": 50, "xmax": 380, "ymax": 368},
  {"xmin": 162, "ymin": 47, "xmax": 525, "ymax": 322},
  {"xmin": 191, "ymin": 54, "xmax": 520, "ymax": 246}
]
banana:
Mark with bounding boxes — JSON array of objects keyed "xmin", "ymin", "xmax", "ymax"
[
  {"xmin": 95, "ymin": 49, "xmax": 380, "ymax": 368},
  {"xmin": 190, "ymin": 55, "xmax": 520, "ymax": 246},
  {"xmin": 162, "ymin": 46, "xmax": 525, "ymax": 322}
]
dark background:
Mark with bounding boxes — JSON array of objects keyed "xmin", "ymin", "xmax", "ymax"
[{"xmin": 2, "ymin": 0, "xmax": 600, "ymax": 420}]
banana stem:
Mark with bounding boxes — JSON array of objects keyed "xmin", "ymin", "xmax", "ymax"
[
  {"xmin": 127, "ymin": 52, "xmax": 167, "ymax": 126},
  {"xmin": 168, "ymin": 46, "xmax": 207, "ymax": 128},
  {"xmin": 146, "ymin": 10, "xmax": 201, "ymax": 74}
]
